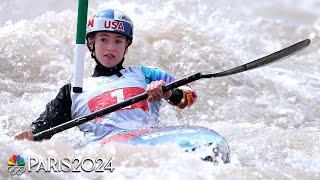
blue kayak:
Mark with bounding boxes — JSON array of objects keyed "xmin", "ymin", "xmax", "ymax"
[{"xmin": 101, "ymin": 125, "xmax": 230, "ymax": 163}]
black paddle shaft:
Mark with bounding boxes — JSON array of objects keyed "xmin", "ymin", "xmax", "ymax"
[{"xmin": 33, "ymin": 39, "xmax": 310, "ymax": 141}]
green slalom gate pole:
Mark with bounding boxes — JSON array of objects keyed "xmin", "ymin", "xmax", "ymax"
[{"xmin": 73, "ymin": 0, "xmax": 88, "ymax": 93}]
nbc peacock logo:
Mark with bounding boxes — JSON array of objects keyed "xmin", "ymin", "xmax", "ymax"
[{"xmin": 7, "ymin": 154, "xmax": 26, "ymax": 175}]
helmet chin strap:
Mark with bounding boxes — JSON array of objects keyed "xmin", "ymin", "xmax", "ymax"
[{"xmin": 91, "ymin": 53, "xmax": 124, "ymax": 77}]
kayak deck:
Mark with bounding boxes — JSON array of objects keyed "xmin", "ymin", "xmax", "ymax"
[{"xmin": 101, "ymin": 125, "xmax": 230, "ymax": 163}]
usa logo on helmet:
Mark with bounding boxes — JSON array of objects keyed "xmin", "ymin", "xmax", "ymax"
[{"xmin": 104, "ymin": 20, "xmax": 124, "ymax": 32}]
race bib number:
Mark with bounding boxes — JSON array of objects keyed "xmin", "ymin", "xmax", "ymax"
[{"xmin": 87, "ymin": 87, "xmax": 148, "ymax": 113}]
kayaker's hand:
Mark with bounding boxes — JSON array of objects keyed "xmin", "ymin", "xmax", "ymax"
[
  {"xmin": 146, "ymin": 80, "xmax": 172, "ymax": 102},
  {"xmin": 14, "ymin": 130, "xmax": 34, "ymax": 141}
]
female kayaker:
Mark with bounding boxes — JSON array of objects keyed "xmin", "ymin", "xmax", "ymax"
[{"xmin": 14, "ymin": 9, "xmax": 197, "ymax": 142}]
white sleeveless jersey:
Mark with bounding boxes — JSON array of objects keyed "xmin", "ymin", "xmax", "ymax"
[{"xmin": 71, "ymin": 66, "xmax": 175, "ymax": 139}]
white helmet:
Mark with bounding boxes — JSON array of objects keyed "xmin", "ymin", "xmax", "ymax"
[{"xmin": 86, "ymin": 9, "xmax": 133, "ymax": 46}]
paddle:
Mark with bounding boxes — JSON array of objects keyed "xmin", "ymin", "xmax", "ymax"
[{"xmin": 34, "ymin": 39, "xmax": 311, "ymax": 141}]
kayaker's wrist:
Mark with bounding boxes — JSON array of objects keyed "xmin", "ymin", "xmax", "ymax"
[
  {"xmin": 163, "ymin": 90, "xmax": 172, "ymax": 100},
  {"xmin": 166, "ymin": 89, "xmax": 183, "ymax": 106}
]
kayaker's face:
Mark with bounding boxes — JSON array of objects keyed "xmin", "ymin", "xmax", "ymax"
[{"xmin": 93, "ymin": 32, "xmax": 127, "ymax": 68}]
